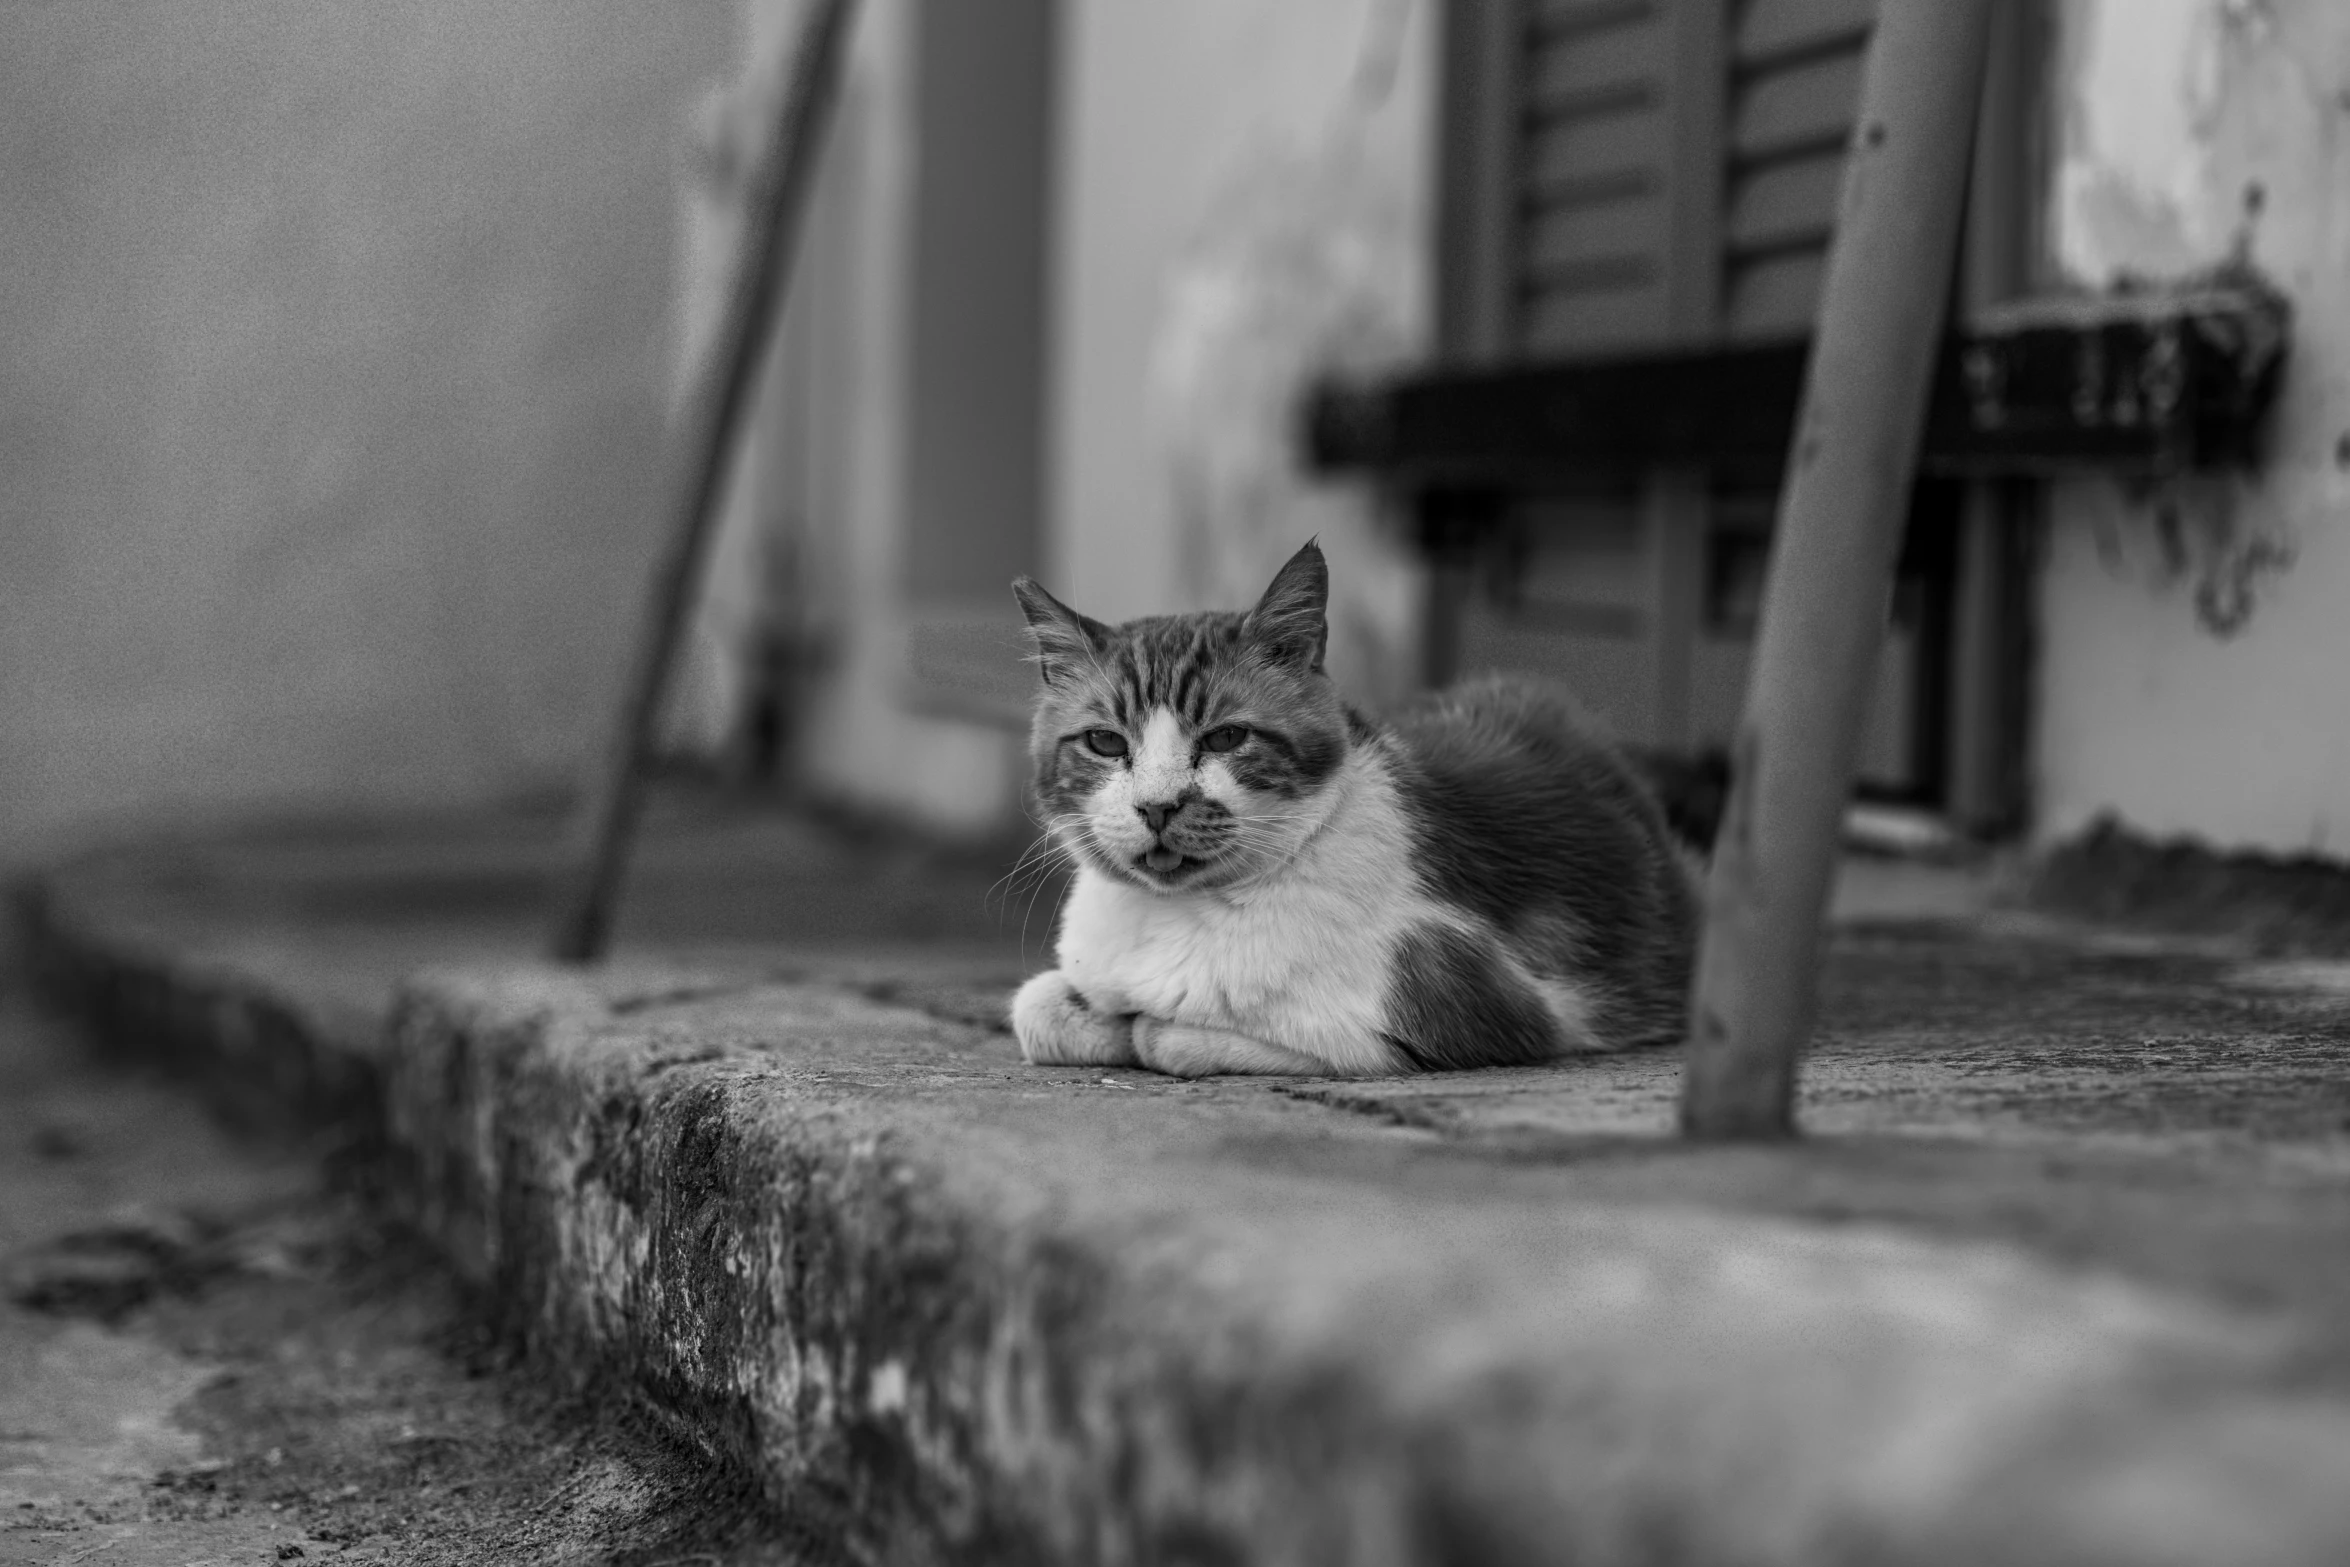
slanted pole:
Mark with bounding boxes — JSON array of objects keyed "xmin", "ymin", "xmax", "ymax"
[
  {"xmin": 549, "ymin": 0, "xmax": 857, "ymax": 964},
  {"xmin": 1680, "ymin": 0, "xmax": 1996, "ymax": 1138}
]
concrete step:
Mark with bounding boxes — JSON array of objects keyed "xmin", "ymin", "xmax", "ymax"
[{"xmin": 16, "ymin": 838, "xmax": 2350, "ymax": 1565}]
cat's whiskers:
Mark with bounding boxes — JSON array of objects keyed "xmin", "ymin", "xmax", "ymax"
[
  {"xmin": 1093, "ymin": 808, "xmax": 1337, "ymax": 893},
  {"xmin": 987, "ymin": 827, "xmax": 1068, "ymax": 913},
  {"xmin": 1022, "ymin": 833, "xmax": 1080, "ymax": 883},
  {"xmin": 1203, "ymin": 789, "xmax": 1357, "ymax": 886},
  {"xmin": 985, "ymin": 813, "xmax": 1091, "ymax": 966},
  {"xmin": 999, "ymin": 857, "xmax": 1068, "ymax": 924},
  {"xmin": 985, "ymin": 836, "xmax": 1045, "ymax": 908}
]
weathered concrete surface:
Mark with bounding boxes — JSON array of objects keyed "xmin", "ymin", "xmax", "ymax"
[
  {"xmin": 15, "ymin": 815, "xmax": 2350, "ymax": 1563},
  {"xmin": 0, "ymin": 991, "xmax": 823, "ymax": 1566}
]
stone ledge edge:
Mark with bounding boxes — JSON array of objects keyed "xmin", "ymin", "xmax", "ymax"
[{"xmin": 20, "ymin": 872, "xmax": 2350, "ymax": 1567}]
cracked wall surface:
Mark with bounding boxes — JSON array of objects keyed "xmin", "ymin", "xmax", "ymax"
[{"xmin": 2037, "ymin": 0, "xmax": 2350, "ymax": 857}]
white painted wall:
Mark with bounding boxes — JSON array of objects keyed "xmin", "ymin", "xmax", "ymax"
[
  {"xmin": 0, "ymin": 1, "xmax": 732, "ymax": 867},
  {"xmin": 705, "ymin": 0, "xmax": 1032, "ymax": 836},
  {"xmin": 2036, "ymin": 0, "xmax": 2350, "ymax": 856},
  {"xmin": 1046, "ymin": 0, "xmax": 1434, "ymax": 701},
  {"xmin": 732, "ymin": 0, "xmax": 1440, "ymax": 838}
]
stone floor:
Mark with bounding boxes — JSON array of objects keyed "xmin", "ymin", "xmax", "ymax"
[
  {"xmin": 13, "ymin": 797, "xmax": 2350, "ymax": 1563},
  {"xmin": 0, "ymin": 991, "xmax": 818, "ymax": 1565}
]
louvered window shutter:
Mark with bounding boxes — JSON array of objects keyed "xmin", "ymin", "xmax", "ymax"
[
  {"xmin": 1430, "ymin": 0, "xmax": 2035, "ymax": 815},
  {"xmin": 1722, "ymin": 0, "xmax": 1877, "ymax": 336},
  {"xmin": 1440, "ymin": 0, "xmax": 1877, "ymax": 360},
  {"xmin": 1437, "ymin": 0, "xmax": 1923, "ymax": 778}
]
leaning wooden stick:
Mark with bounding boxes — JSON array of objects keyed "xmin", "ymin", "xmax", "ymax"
[
  {"xmin": 549, "ymin": 0, "xmax": 857, "ymax": 963},
  {"xmin": 1681, "ymin": 0, "xmax": 1996, "ymax": 1137}
]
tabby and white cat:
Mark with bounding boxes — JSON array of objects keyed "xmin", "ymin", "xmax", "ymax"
[{"xmin": 1008, "ymin": 541, "xmax": 1695, "ymax": 1077}]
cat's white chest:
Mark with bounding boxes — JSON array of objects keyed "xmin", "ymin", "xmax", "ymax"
[{"xmin": 1054, "ymin": 779, "xmax": 1434, "ymax": 1070}]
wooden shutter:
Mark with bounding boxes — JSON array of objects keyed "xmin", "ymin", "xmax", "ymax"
[
  {"xmin": 1441, "ymin": 0, "xmax": 1876, "ymax": 360},
  {"xmin": 1434, "ymin": 0, "xmax": 2034, "ymax": 806},
  {"xmin": 1439, "ymin": 0, "xmax": 1908, "ymax": 769},
  {"xmin": 1722, "ymin": 0, "xmax": 1875, "ymax": 336},
  {"xmin": 1518, "ymin": 2, "xmax": 1681, "ymax": 351}
]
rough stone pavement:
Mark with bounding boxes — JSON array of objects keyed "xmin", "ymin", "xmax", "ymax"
[
  {"xmin": 0, "ymin": 985, "xmax": 836, "ymax": 1566},
  {"xmin": 13, "ymin": 802, "xmax": 2350, "ymax": 1564}
]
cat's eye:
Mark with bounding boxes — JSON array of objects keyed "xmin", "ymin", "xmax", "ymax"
[
  {"xmin": 1200, "ymin": 725, "xmax": 1248, "ymax": 754},
  {"xmin": 1083, "ymin": 728, "xmax": 1128, "ymax": 758}
]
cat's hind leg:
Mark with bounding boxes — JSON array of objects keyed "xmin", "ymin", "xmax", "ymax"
[
  {"xmin": 1011, "ymin": 970, "xmax": 1138, "ymax": 1066},
  {"xmin": 1132, "ymin": 1017, "xmax": 1337, "ymax": 1078}
]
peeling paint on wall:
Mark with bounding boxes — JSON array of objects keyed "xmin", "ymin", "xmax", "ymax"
[
  {"xmin": 2055, "ymin": 0, "xmax": 2230, "ymax": 286},
  {"xmin": 2099, "ymin": 472, "xmax": 2294, "ymax": 637},
  {"xmin": 2055, "ymin": 2, "xmax": 2302, "ymax": 640},
  {"xmin": 2037, "ymin": 0, "xmax": 2350, "ymax": 856}
]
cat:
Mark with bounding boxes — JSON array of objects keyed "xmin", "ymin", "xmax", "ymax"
[{"xmin": 1007, "ymin": 540, "xmax": 1697, "ymax": 1078}]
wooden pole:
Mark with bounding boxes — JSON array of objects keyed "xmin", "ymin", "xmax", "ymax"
[
  {"xmin": 1680, "ymin": 0, "xmax": 1996, "ymax": 1138},
  {"xmin": 549, "ymin": 0, "xmax": 856, "ymax": 963}
]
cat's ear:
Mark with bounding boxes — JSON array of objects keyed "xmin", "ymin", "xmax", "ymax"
[
  {"xmin": 1011, "ymin": 577, "xmax": 1111, "ymax": 688},
  {"xmin": 1245, "ymin": 540, "xmax": 1328, "ymax": 674}
]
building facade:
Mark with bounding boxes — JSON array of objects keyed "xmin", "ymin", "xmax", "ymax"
[
  {"xmin": 9, "ymin": 0, "xmax": 2345, "ymax": 869},
  {"xmin": 730, "ymin": 0, "xmax": 2350, "ymax": 861}
]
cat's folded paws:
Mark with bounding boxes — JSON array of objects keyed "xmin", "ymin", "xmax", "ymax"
[
  {"xmin": 1131, "ymin": 1016, "xmax": 1334, "ymax": 1078},
  {"xmin": 1011, "ymin": 970, "xmax": 1137, "ymax": 1066}
]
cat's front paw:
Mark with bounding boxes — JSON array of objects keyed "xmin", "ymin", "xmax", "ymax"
[
  {"xmin": 1011, "ymin": 970, "xmax": 1137, "ymax": 1066},
  {"xmin": 1132, "ymin": 1016, "xmax": 1334, "ymax": 1077}
]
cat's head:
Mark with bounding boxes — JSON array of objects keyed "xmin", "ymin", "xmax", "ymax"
[{"xmin": 1012, "ymin": 541, "xmax": 1356, "ymax": 893}]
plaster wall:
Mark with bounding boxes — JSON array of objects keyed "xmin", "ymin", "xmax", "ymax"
[
  {"xmin": 777, "ymin": 0, "xmax": 1032, "ymax": 835},
  {"xmin": 2036, "ymin": 0, "xmax": 2350, "ymax": 856},
  {"xmin": 1045, "ymin": 0, "xmax": 1435, "ymax": 680},
  {"xmin": 0, "ymin": 1, "xmax": 733, "ymax": 865},
  {"xmin": 741, "ymin": 0, "xmax": 1441, "ymax": 837}
]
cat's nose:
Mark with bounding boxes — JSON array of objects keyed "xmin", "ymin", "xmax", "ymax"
[{"xmin": 1137, "ymin": 799, "xmax": 1184, "ymax": 834}]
